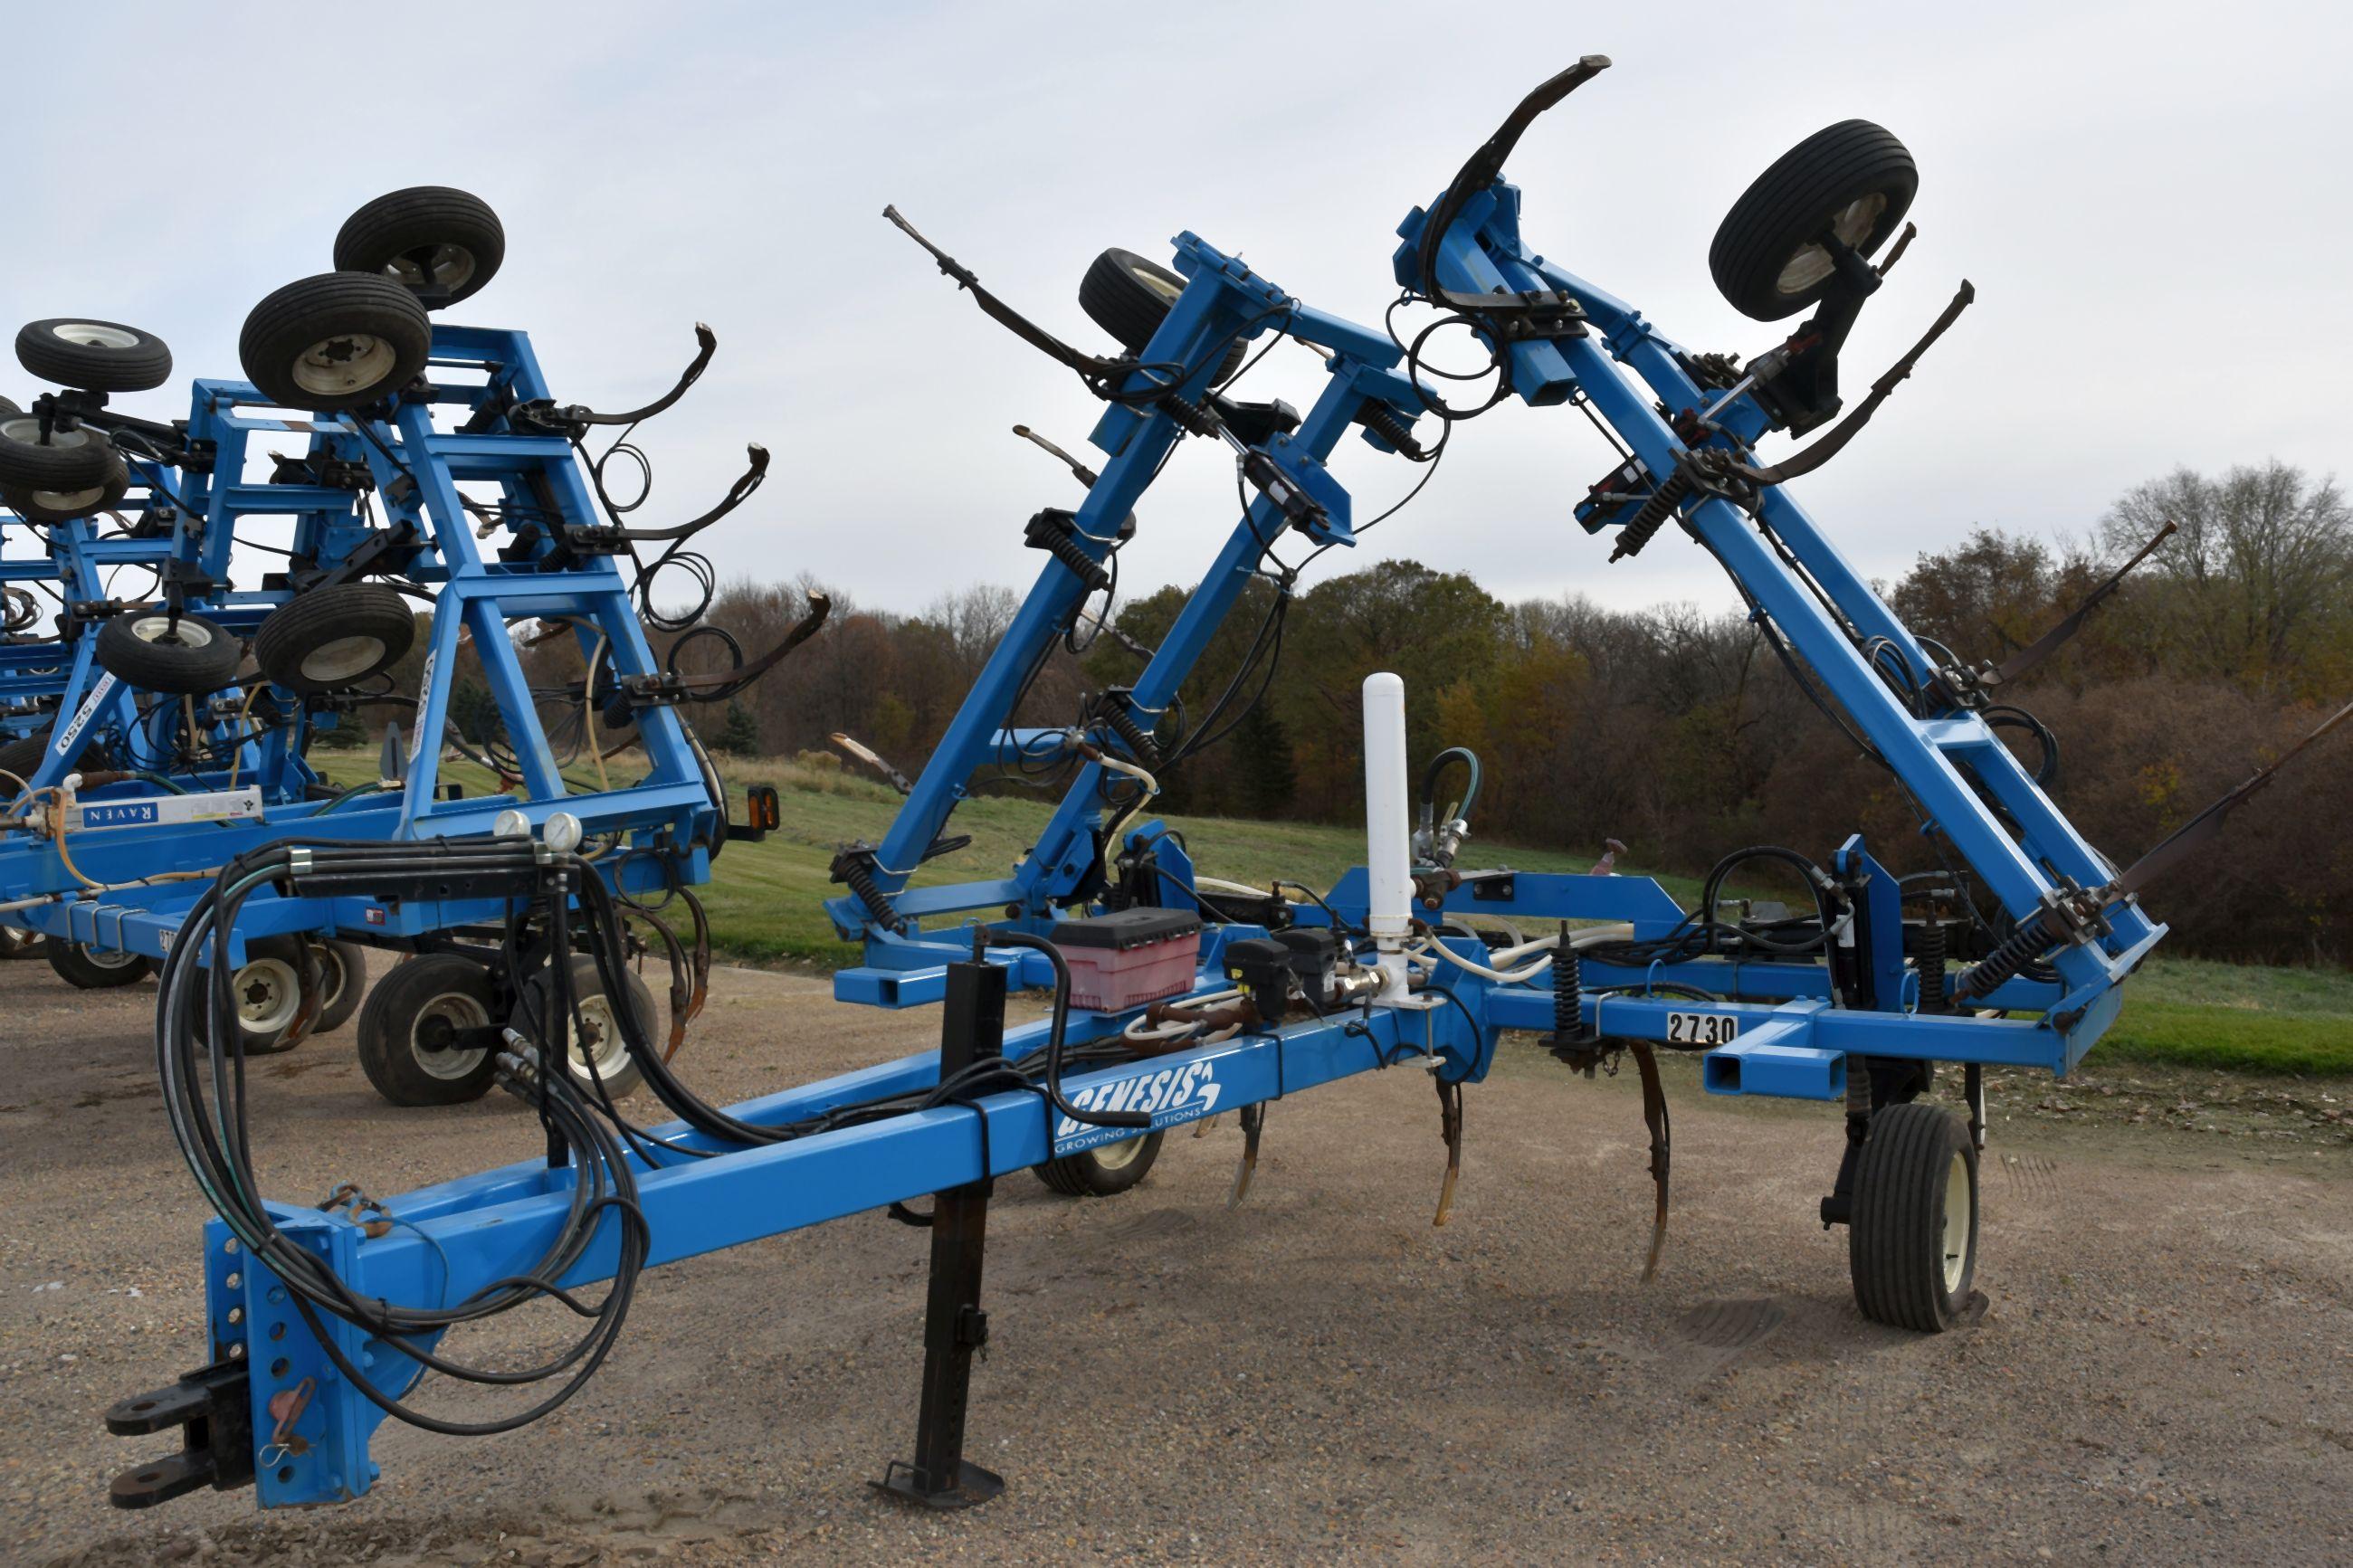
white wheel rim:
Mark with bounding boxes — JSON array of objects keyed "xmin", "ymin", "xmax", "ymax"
[
  {"xmin": 81, "ymin": 944, "xmax": 142, "ymax": 971},
  {"xmin": 413, "ymin": 992, "xmax": 491, "ymax": 1080},
  {"xmin": 129, "ymin": 614, "xmax": 213, "ymax": 650},
  {"xmin": 564, "ymin": 992, "xmax": 635, "ymax": 1084},
  {"xmin": 50, "ymin": 322, "xmax": 140, "ymax": 351},
  {"xmin": 387, "ymin": 244, "xmax": 477, "ymax": 293},
  {"xmin": 1129, "ymin": 264, "xmax": 1181, "ymax": 304},
  {"xmin": 2, "ymin": 415, "xmax": 100, "ymax": 453},
  {"xmin": 291, "ymin": 334, "xmax": 397, "ymax": 397},
  {"xmin": 235, "ymin": 956, "xmax": 302, "ymax": 1035},
  {"xmin": 1091, "ymin": 1135, "xmax": 1148, "ymax": 1172},
  {"xmin": 32, "ymin": 483, "xmax": 105, "ymax": 512},
  {"xmin": 1941, "ymin": 1148, "xmax": 1973, "ymax": 1294},
  {"xmin": 299, "ymin": 634, "xmax": 386, "ymax": 684},
  {"xmin": 309, "ymin": 944, "xmax": 346, "ymax": 1010},
  {"xmin": 1776, "ymin": 192, "xmax": 1889, "ymax": 296}
]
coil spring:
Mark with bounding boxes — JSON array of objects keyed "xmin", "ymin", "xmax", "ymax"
[
  {"xmin": 837, "ymin": 855, "xmax": 900, "ymax": 929},
  {"xmin": 1608, "ymin": 470, "xmax": 1694, "ymax": 563},
  {"xmin": 1914, "ymin": 921, "xmax": 1948, "ymax": 1012},
  {"xmin": 1157, "ymin": 392, "xmax": 1222, "ymax": 440},
  {"xmin": 1553, "ymin": 932, "xmax": 1586, "ymax": 1040},
  {"xmin": 1100, "ymin": 700, "xmax": 1160, "ymax": 769},
  {"xmin": 1953, "ymin": 918, "xmax": 2050, "ymax": 1003},
  {"xmin": 1357, "ymin": 403, "xmax": 1426, "ymax": 461},
  {"xmin": 1035, "ymin": 527, "xmax": 1110, "ymax": 594}
]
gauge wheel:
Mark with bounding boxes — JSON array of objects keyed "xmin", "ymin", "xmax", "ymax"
[
  {"xmin": 357, "ymin": 954, "xmax": 501, "ymax": 1106},
  {"xmin": 0, "ymin": 409, "xmax": 113, "ymax": 493},
  {"xmin": 15, "ymin": 318, "xmax": 173, "ymax": 393},
  {"xmin": 254, "ymin": 583, "xmax": 415, "ymax": 693},
  {"xmin": 1708, "ymin": 120, "xmax": 1919, "ymax": 322},
  {"xmin": 1077, "ymin": 248, "xmax": 1247, "ymax": 385},
  {"xmin": 512, "ymin": 956, "xmax": 655, "ymax": 1102},
  {"xmin": 238, "ymin": 273, "xmax": 431, "ymax": 411},
  {"xmin": 333, "ymin": 186, "xmax": 505, "ymax": 309},
  {"xmin": 1849, "ymin": 1101, "xmax": 1979, "ymax": 1331},
  {"xmin": 1034, "ymin": 1130, "xmax": 1167, "ymax": 1197},
  {"xmin": 307, "ymin": 939, "xmax": 370, "ymax": 1034},
  {"xmin": 2, "ymin": 428, "xmax": 128, "ymax": 523},
  {"xmin": 94, "ymin": 609, "xmax": 243, "ymax": 696},
  {"xmin": 45, "ymin": 939, "xmax": 154, "ymax": 989}
]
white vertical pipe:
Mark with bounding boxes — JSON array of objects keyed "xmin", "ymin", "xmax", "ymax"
[{"xmin": 1362, "ymin": 671, "xmax": 1411, "ymax": 944}]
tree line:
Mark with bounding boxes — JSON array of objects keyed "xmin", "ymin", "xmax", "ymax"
[{"xmin": 529, "ymin": 461, "xmax": 2353, "ymax": 965}]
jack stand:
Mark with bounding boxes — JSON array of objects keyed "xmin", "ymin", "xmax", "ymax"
[{"xmin": 872, "ymin": 954, "xmax": 1007, "ymax": 1510}]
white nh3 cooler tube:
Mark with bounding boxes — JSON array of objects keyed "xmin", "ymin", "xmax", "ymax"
[{"xmin": 1362, "ymin": 672, "xmax": 1415, "ymax": 1003}]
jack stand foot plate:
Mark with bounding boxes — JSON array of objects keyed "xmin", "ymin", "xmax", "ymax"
[{"xmin": 872, "ymin": 1458, "xmax": 1005, "ymax": 1510}]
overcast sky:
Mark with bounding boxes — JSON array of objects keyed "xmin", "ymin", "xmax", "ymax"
[{"xmin": 11, "ymin": 2, "xmax": 2348, "ymax": 622}]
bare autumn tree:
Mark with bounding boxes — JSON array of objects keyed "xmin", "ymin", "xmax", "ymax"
[{"xmin": 2101, "ymin": 461, "xmax": 2352, "ymax": 694}]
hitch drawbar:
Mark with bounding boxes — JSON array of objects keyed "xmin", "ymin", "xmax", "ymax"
[{"xmin": 105, "ymin": 1359, "xmax": 253, "ymax": 1508}]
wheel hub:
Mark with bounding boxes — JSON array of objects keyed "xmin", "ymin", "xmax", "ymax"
[
  {"xmin": 411, "ymin": 993, "xmax": 491, "ymax": 1080},
  {"xmin": 564, "ymin": 993, "xmax": 632, "ymax": 1084},
  {"xmin": 389, "ymin": 243, "xmax": 477, "ymax": 293},
  {"xmin": 129, "ymin": 614, "xmax": 211, "ymax": 649},
  {"xmin": 1776, "ymin": 193, "xmax": 1888, "ymax": 296},
  {"xmin": 300, "ymin": 634, "xmax": 388, "ymax": 684},
  {"xmin": 292, "ymin": 335, "xmax": 397, "ymax": 397},
  {"xmin": 234, "ymin": 957, "xmax": 302, "ymax": 1035},
  {"xmin": 50, "ymin": 322, "xmax": 141, "ymax": 351}
]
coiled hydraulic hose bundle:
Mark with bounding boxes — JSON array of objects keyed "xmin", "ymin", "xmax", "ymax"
[{"xmin": 155, "ymin": 838, "xmax": 648, "ymax": 1437}]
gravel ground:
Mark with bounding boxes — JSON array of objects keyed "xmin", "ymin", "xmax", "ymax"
[{"xmin": 2, "ymin": 958, "xmax": 2348, "ymax": 1567}]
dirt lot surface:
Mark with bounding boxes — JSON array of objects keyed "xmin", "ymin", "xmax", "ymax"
[{"xmin": 4, "ymin": 960, "xmax": 2348, "ymax": 1566}]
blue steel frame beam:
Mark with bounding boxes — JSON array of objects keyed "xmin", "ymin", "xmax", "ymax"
[{"xmin": 210, "ymin": 976, "xmax": 1491, "ymax": 1506}]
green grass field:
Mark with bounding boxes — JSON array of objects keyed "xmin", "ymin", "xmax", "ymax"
[{"xmin": 319, "ymin": 751, "xmax": 2353, "ymax": 1076}]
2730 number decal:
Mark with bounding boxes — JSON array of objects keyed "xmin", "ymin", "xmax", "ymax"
[{"xmin": 1665, "ymin": 1011, "xmax": 1740, "ymax": 1047}]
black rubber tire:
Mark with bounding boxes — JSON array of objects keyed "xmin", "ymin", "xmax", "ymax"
[
  {"xmin": 2, "ymin": 430, "xmax": 128, "ymax": 522},
  {"xmin": 45, "ymin": 939, "xmax": 153, "ymax": 988},
  {"xmin": 1708, "ymin": 120, "xmax": 1919, "ymax": 322},
  {"xmin": 238, "ymin": 274, "xmax": 432, "ymax": 412},
  {"xmin": 307, "ymin": 939, "xmax": 369, "ymax": 1034},
  {"xmin": 0, "ymin": 409, "xmax": 113, "ymax": 492},
  {"xmin": 95, "ymin": 609, "xmax": 243, "ymax": 696},
  {"xmin": 1078, "ymin": 248, "xmax": 1247, "ymax": 385},
  {"xmin": 0, "ymin": 732, "xmax": 112, "ymax": 789},
  {"xmin": 1034, "ymin": 1131, "xmax": 1166, "ymax": 1197},
  {"xmin": 14, "ymin": 318, "xmax": 172, "ymax": 393},
  {"xmin": 253, "ymin": 583, "xmax": 415, "ymax": 694},
  {"xmin": 357, "ymin": 954, "xmax": 501, "ymax": 1107},
  {"xmin": 0, "ymin": 925, "xmax": 43, "ymax": 960},
  {"xmin": 1849, "ymin": 1101, "xmax": 1979, "ymax": 1332},
  {"xmin": 512, "ymin": 957, "xmax": 654, "ymax": 1101},
  {"xmin": 333, "ymin": 186, "xmax": 505, "ymax": 309}
]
